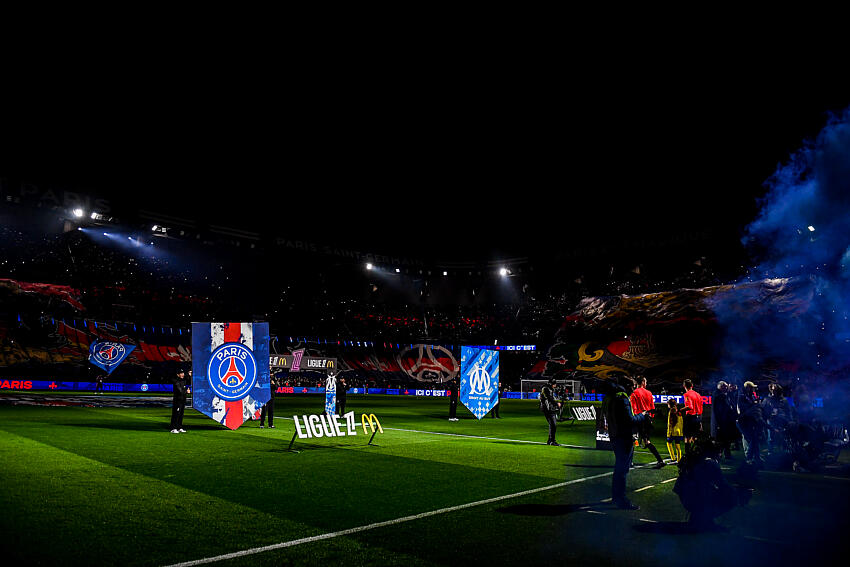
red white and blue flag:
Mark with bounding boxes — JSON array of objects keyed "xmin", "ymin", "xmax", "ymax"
[{"xmin": 192, "ymin": 322, "xmax": 270, "ymax": 430}]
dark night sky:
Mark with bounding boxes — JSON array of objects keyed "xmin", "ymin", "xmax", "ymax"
[{"xmin": 1, "ymin": 64, "xmax": 846, "ymax": 265}]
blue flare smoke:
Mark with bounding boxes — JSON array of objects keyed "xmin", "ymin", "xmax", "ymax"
[{"xmin": 708, "ymin": 107, "xmax": 850, "ymax": 385}]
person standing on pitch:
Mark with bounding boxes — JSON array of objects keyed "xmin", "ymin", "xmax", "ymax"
[
  {"xmin": 94, "ymin": 372, "xmax": 105, "ymax": 395},
  {"xmin": 630, "ymin": 376, "xmax": 665, "ymax": 468},
  {"xmin": 490, "ymin": 381, "xmax": 503, "ymax": 418},
  {"xmin": 170, "ymin": 368, "xmax": 189, "ymax": 433},
  {"xmin": 336, "ymin": 376, "xmax": 348, "ymax": 415},
  {"xmin": 603, "ymin": 375, "xmax": 647, "ymax": 510},
  {"xmin": 682, "ymin": 379, "xmax": 704, "ymax": 446},
  {"xmin": 737, "ymin": 381, "xmax": 765, "ymax": 468},
  {"xmin": 666, "ymin": 398, "xmax": 684, "ymax": 463},
  {"xmin": 448, "ymin": 377, "xmax": 459, "ymax": 421},
  {"xmin": 541, "ymin": 378, "xmax": 561, "ymax": 445},
  {"xmin": 711, "ymin": 381, "xmax": 737, "ymax": 459},
  {"xmin": 260, "ymin": 371, "xmax": 278, "ymax": 428}
]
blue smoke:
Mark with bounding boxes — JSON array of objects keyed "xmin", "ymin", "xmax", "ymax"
[{"xmin": 708, "ymin": 107, "xmax": 850, "ymax": 386}]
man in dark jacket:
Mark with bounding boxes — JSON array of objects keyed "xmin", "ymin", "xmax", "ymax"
[
  {"xmin": 711, "ymin": 381, "xmax": 737, "ymax": 459},
  {"xmin": 170, "ymin": 369, "xmax": 189, "ymax": 433},
  {"xmin": 604, "ymin": 375, "xmax": 647, "ymax": 510},
  {"xmin": 737, "ymin": 381, "xmax": 765, "ymax": 468},
  {"xmin": 541, "ymin": 378, "xmax": 561, "ymax": 445},
  {"xmin": 448, "ymin": 377, "xmax": 459, "ymax": 421},
  {"xmin": 336, "ymin": 376, "xmax": 348, "ymax": 415},
  {"xmin": 260, "ymin": 372, "xmax": 278, "ymax": 428}
]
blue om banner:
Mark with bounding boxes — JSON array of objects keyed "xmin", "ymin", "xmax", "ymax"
[
  {"xmin": 325, "ymin": 375, "xmax": 337, "ymax": 415},
  {"xmin": 460, "ymin": 346, "xmax": 500, "ymax": 419},
  {"xmin": 88, "ymin": 340, "xmax": 136, "ymax": 375},
  {"xmin": 192, "ymin": 322, "xmax": 270, "ymax": 430}
]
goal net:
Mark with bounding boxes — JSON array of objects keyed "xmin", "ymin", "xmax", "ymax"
[{"xmin": 520, "ymin": 379, "xmax": 582, "ymax": 397}]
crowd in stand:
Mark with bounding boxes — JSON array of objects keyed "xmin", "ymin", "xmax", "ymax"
[{"xmin": 1, "ymin": 223, "xmax": 732, "ymax": 347}]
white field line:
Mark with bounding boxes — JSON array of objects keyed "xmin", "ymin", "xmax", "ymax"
[
  {"xmin": 162, "ymin": 470, "xmax": 616, "ymax": 567},
  {"xmin": 633, "ymin": 485, "xmax": 656, "ymax": 492}
]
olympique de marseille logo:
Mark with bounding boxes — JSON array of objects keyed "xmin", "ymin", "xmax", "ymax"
[
  {"xmin": 207, "ymin": 342, "xmax": 258, "ymax": 402},
  {"xmin": 468, "ymin": 364, "xmax": 494, "ymax": 396}
]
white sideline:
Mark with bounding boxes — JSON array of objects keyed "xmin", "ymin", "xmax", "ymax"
[{"xmin": 161, "ymin": 470, "xmax": 615, "ymax": 567}]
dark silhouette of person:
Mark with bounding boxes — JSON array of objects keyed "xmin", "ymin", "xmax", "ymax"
[
  {"xmin": 170, "ymin": 369, "xmax": 189, "ymax": 433},
  {"xmin": 603, "ymin": 375, "xmax": 647, "ymax": 509},
  {"xmin": 490, "ymin": 382, "xmax": 503, "ymax": 418},
  {"xmin": 260, "ymin": 372, "xmax": 277, "ymax": 428},
  {"xmin": 541, "ymin": 378, "xmax": 561, "ymax": 445},
  {"xmin": 337, "ymin": 376, "xmax": 348, "ymax": 415},
  {"xmin": 448, "ymin": 378, "xmax": 459, "ymax": 421}
]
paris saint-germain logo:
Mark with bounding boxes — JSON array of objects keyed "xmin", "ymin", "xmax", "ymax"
[
  {"xmin": 207, "ymin": 342, "xmax": 258, "ymax": 401},
  {"xmin": 92, "ymin": 342, "xmax": 126, "ymax": 366}
]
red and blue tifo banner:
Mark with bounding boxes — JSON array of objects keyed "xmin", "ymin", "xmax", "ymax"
[
  {"xmin": 89, "ymin": 340, "xmax": 136, "ymax": 375},
  {"xmin": 192, "ymin": 322, "xmax": 270, "ymax": 430}
]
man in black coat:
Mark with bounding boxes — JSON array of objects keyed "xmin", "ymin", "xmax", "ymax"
[
  {"xmin": 336, "ymin": 376, "xmax": 348, "ymax": 415},
  {"xmin": 170, "ymin": 369, "xmax": 189, "ymax": 433},
  {"xmin": 448, "ymin": 377, "xmax": 459, "ymax": 421},
  {"xmin": 603, "ymin": 375, "xmax": 647, "ymax": 510},
  {"xmin": 737, "ymin": 381, "xmax": 766, "ymax": 468},
  {"xmin": 711, "ymin": 381, "xmax": 737, "ymax": 459},
  {"xmin": 260, "ymin": 372, "xmax": 278, "ymax": 428},
  {"xmin": 541, "ymin": 378, "xmax": 561, "ymax": 445}
]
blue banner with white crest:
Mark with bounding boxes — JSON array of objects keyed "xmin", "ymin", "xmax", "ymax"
[
  {"xmin": 325, "ymin": 375, "xmax": 337, "ymax": 415},
  {"xmin": 88, "ymin": 340, "xmax": 136, "ymax": 375},
  {"xmin": 460, "ymin": 346, "xmax": 499, "ymax": 419}
]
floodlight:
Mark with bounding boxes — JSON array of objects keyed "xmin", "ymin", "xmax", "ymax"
[
  {"xmin": 808, "ymin": 225, "xmax": 816, "ymax": 232},
  {"xmin": 73, "ymin": 208, "xmax": 84, "ymax": 218}
]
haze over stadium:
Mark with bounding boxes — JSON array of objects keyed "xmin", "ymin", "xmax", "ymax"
[{"xmin": 1, "ymin": 54, "xmax": 849, "ymax": 566}]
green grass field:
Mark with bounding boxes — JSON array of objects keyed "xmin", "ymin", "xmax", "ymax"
[{"xmin": 1, "ymin": 394, "xmax": 848, "ymax": 566}]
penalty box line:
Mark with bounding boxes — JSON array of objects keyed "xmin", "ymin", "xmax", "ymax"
[{"xmin": 162, "ymin": 471, "xmax": 615, "ymax": 567}]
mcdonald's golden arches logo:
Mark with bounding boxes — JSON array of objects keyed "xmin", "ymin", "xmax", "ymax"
[{"xmin": 361, "ymin": 413, "xmax": 383, "ymax": 434}]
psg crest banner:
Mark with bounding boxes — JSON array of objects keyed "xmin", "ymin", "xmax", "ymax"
[
  {"xmin": 460, "ymin": 346, "xmax": 499, "ymax": 419},
  {"xmin": 192, "ymin": 322, "xmax": 270, "ymax": 430},
  {"xmin": 88, "ymin": 340, "xmax": 136, "ymax": 375}
]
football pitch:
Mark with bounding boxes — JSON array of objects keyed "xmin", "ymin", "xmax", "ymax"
[{"xmin": 1, "ymin": 394, "xmax": 847, "ymax": 566}]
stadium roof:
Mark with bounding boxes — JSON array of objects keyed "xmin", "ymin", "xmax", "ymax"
[{"xmin": 1, "ymin": 72, "xmax": 845, "ymax": 266}]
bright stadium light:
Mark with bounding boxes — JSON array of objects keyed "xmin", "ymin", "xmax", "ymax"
[
  {"xmin": 151, "ymin": 225, "xmax": 158, "ymax": 231},
  {"xmin": 366, "ymin": 263, "xmax": 373, "ymax": 270},
  {"xmin": 808, "ymin": 225, "xmax": 816, "ymax": 232},
  {"xmin": 395, "ymin": 268, "xmax": 400, "ymax": 273},
  {"xmin": 73, "ymin": 208, "xmax": 84, "ymax": 218},
  {"xmin": 499, "ymin": 267, "xmax": 509, "ymax": 277}
]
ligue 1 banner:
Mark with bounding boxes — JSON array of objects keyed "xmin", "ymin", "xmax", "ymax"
[
  {"xmin": 88, "ymin": 340, "xmax": 136, "ymax": 375},
  {"xmin": 192, "ymin": 322, "xmax": 271, "ymax": 430},
  {"xmin": 460, "ymin": 346, "xmax": 499, "ymax": 419}
]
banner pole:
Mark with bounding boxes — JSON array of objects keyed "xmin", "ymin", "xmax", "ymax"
[
  {"xmin": 287, "ymin": 431, "xmax": 300, "ymax": 453},
  {"xmin": 367, "ymin": 429, "xmax": 379, "ymax": 446}
]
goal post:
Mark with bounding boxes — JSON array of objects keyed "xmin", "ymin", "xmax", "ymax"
[{"xmin": 520, "ymin": 379, "xmax": 582, "ymax": 397}]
